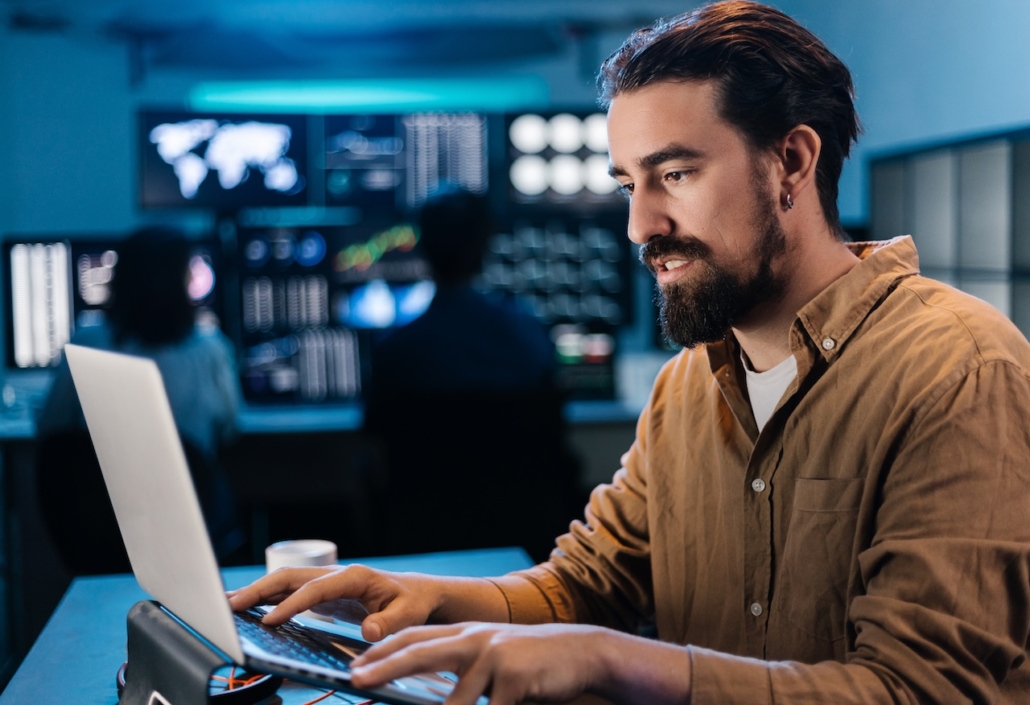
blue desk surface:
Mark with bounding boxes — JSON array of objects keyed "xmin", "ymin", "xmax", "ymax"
[{"xmin": 0, "ymin": 547, "xmax": 533, "ymax": 704}]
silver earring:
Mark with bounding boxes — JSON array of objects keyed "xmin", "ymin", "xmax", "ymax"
[{"xmin": 786, "ymin": 193, "xmax": 794, "ymax": 210}]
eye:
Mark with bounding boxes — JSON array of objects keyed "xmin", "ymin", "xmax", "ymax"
[
  {"xmin": 663, "ymin": 169, "xmax": 692, "ymax": 183},
  {"xmin": 617, "ymin": 182, "xmax": 634, "ymax": 199}
]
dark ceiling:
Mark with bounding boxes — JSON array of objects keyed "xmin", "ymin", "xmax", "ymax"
[{"xmin": 2, "ymin": 0, "xmax": 695, "ymax": 73}]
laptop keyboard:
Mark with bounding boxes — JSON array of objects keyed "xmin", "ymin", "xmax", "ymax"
[{"xmin": 235, "ymin": 609, "xmax": 353, "ymax": 672}]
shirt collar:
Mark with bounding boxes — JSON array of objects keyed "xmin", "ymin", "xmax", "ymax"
[
  {"xmin": 795, "ymin": 235, "xmax": 920, "ymax": 363},
  {"xmin": 706, "ymin": 235, "xmax": 921, "ymax": 375}
]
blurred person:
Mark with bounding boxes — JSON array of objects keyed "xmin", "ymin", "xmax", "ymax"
[
  {"xmin": 370, "ymin": 183, "xmax": 554, "ymax": 394},
  {"xmin": 38, "ymin": 226, "xmax": 243, "ymax": 559},
  {"xmin": 231, "ymin": 3, "xmax": 1030, "ymax": 703},
  {"xmin": 366, "ymin": 185, "xmax": 574, "ymax": 560}
]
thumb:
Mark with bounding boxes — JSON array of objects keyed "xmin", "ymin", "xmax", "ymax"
[{"xmin": 361, "ymin": 599, "xmax": 426, "ymax": 642}]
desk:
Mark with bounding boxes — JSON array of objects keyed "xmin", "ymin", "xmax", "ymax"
[
  {"xmin": 0, "ymin": 547, "xmax": 533, "ymax": 704},
  {"xmin": 0, "ymin": 394, "xmax": 639, "ymax": 684}
]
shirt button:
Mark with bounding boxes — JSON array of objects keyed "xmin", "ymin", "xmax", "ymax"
[
  {"xmin": 751, "ymin": 479, "xmax": 766, "ymax": 493},
  {"xmin": 750, "ymin": 602, "xmax": 763, "ymax": 617},
  {"xmin": 821, "ymin": 337, "xmax": 836, "ymax": 351}
]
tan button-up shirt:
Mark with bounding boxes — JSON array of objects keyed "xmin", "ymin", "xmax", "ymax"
[{"xmin": 493, "ymin": 237, "xmax": 1030, "ymax": 703}]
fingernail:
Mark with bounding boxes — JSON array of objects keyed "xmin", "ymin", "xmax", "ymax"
[{"xmin": 366, "ymin": 622, "xmax": 382, "ymax": 641}]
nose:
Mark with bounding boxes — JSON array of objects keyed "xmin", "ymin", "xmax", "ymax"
[{"xmin": 626, "ymin": 188, "xmax": 673, "ymax": 246}]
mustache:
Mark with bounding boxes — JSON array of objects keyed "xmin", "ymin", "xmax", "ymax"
[{"xmin": 639, "ymin": 236, "xmax": 711, "ymax": 273}]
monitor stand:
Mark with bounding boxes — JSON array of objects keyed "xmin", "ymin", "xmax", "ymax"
[{"xmin": 119, "ymin": 600, "xmax": 280, "ymax": 705}]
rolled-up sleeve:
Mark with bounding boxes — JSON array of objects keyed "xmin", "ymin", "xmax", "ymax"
[{"xmin": 494, "ymin": 371, "xmax": 661, "ymax": 631}]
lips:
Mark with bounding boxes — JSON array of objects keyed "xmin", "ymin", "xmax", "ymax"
[
  {"xmin": 639, "ymin": 237, "xmax": 710, "ymax": 280},
  {"xmin": 643, "ymin": 252, "xmax": 697, "ymax": 275},
  {"xmin": 654, "ymin": 258, "xmax": 695, "ymax": 285}
]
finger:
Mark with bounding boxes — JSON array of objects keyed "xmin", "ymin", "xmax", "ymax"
[
  {"xmin": 442, "ymin": 659, "xmax": 494, "ymax": 705},
  {"xmin": 353, "ymin": 625, "xmax": 467, "ymax": 666},
  {"xmin": 479, "ymin": 673, "xmax": 523, "ymax": 705},
  {"xmin": 227, "ymin": 568, "xmax": 336, "ymax": 611},
  {"xmin": 351, "ymin": 635, "xmax": 479, "ymax": 688},
  {"xmin": 264, "ymin": 565, "xmax": 382, "ymax": 625},
  {"xmin": 245, "ymin": 592, "xmax": 291, "ymax": 606},
  {"xmin": 359, "ymin": 594, "xmax": 439, "ymax": 642},
  {"xmin": 313, "ymin": 598, "xmax": 369, "ymax": 624}
]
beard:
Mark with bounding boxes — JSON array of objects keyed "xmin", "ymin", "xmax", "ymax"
[{"xmin": 642, "ymin": 185, "xmax": 788, "ymax": 349}]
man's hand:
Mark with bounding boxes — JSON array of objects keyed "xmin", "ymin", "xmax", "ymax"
[
  {"xmin": 350, "ymin": 622, "xmax": 694, "ymax": 705},
  {"xmin": 226, "ymin": 564, "xmax": 508, "ymax": 642}
]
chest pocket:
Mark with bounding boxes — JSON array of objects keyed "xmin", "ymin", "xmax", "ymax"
[{"xmin": 776, "ymin": 477, "xmax": 864, "ymax": 643}]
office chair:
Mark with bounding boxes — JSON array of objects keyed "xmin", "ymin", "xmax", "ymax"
[
  {"xmin": 35, "ymin": 429, "xmax": 243, "ymax": 575},
  {"xmin": 364, "ymin": 389, "xmax": 583, "ymax": 562}
]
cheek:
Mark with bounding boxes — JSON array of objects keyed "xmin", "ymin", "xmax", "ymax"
[
  {"xmin": 687, "ymin": 184, "xmax": 746, "ymax": 251},
  {"xmin": 672, "ymin": 183, "xmax": 720, "ymax": 234},
  {"xmin": 706, "ymin": 198, "xmax": 767, "ymax": 267}
]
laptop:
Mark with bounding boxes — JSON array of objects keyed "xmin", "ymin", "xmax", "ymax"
[{"xmin": 65, "ymin": 344, "xmax": 479, "ymax": 705}]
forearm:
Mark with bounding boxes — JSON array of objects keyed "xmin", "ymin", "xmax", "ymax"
[
  {"xmin": 428, "ymin": 575, "xmax": 510, "ymax": 624},
  {"xmin": 592, "ymin": 630, "xmax": 693, "ymax": 705},
  {"xmin": 590, "ymin": 637, "xmax": 896, "ymax": 705}
]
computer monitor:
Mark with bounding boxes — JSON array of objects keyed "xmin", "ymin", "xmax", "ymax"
[
  {"xmin": 234, "ymin": 220, "xmax": 431, "ymax": 403},
  {"xmin": 505, "ymin": 111, "xmax": 622, "ymax": 207},
  {"xmin": 5, "ymin": 240, "xmax": 73, "ymax": 369},
  {"xmin": 139, "ymin": 110, "xmax": 309, "ymax": 210},
  {"xmin": 478, "ymin": 212, "xmax": 633, "ymax": 398},
  {"xmin": 4, "ymin": 235, "xmax": 223, "ymax": 370},
  {"xmin": 323, "ymin": 112, "xmax": 488, "ymax": 211}
]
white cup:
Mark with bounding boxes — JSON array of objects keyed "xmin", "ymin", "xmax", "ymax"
[{"xmin": 265, "ymin": 539, "xmax": 338, "ymax": 574}]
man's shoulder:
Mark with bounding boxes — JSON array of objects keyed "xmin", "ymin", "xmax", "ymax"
[
  {"xmin": 160, "ymin": 326, "xmax": 236, "ymax": 367},
  {"xmin": 187, "ymin": 325, "xmax": 233, "ymax": 348},
  {"xmin": 887, "ymin": 275, "xmax": 1030, "ymax": 367},
  {"xmin": 69, "ymin": 320, "xmax": 114, "ymax": 348},
  {"xmin": 647, "ymin": 346, "xmax": 718, "ymax": 401}
]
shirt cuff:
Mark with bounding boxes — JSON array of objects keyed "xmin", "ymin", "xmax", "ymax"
[
  {"xmin": 688, "ymin": 645, "xmax": 772, "ymax": 705},
  {"xmin": 689, "ymin": 646, "xmax": 892, "ymax": 703},
  {"xmin": 487, "ymin": 565, "xmax": 578, "ymax": 624}
]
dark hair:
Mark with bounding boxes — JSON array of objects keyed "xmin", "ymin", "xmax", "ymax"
[
  {"xmin": 109, "ymin": 226, "xmax": 195, "ymax": 346},
  {"xmin": 417, "ymin": 184, "xmax": 492, "ymax": 285},
  {"xmin": 599, "ymin": 0, "xmax": 860, "ymax": 236}
]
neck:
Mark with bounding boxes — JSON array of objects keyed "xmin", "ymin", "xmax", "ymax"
[{"xmin": 733, "ymin": 221, "xmax": 859, "ymax": 372}]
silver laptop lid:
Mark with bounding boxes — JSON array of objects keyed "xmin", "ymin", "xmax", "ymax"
[{"xmin": 65, "ymin": 344, "xmax": 244, "ymax": 663}]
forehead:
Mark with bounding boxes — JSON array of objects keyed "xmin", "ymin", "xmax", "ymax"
[{"xmin": 606, "ymin": 80, "xmax": 746, "ymax": 166}]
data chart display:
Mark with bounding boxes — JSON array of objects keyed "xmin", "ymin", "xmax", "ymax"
[
  {"xmin": 236, "ymin": 221, "xmax": 431, "ymax": 403},
  {"xmin": 3, "ymin": 237, "xmax": 221, "ymax": 369},
  {"xmin": 478, "ymin": 213, "xmax": 632, "ymax": 399},
  {"xmin": 324, "ymin": 113, "xmax": 487, "ymax": 211}
]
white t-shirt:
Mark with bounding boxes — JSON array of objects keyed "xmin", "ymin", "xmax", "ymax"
[{"xmin": 743, "ymin": 353, "xmax": 798, "ymax": 432}]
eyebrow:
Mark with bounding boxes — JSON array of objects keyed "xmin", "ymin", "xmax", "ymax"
[{"xmin": 609, "ymin": 144, "xmax": 707, "ymax": 178}]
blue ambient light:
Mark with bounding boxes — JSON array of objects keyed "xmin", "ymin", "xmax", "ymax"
[{"xmin": 188, "ymin": 78, "xmax": 550, "ymax": 113}]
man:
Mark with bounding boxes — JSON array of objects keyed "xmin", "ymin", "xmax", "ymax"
[
  {"xmin": 370, "ymin": 183, "xmax": 554, "ymax": 395},
  {"xmin": 229, "ymin": 2, "xmax": 1030, "ymax": 702},
  {"xmin": 367, "ymin": 184, "xmax": 571, "ymax": 561}
]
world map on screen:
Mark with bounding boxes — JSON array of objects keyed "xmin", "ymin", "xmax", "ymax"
[{"xmin": 149, "ymin": 119, "xmax": 302, "ymax": 199}]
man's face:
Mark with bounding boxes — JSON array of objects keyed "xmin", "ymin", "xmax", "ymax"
[{"xmin": 607, "ymin": 80, "xmax": 788, "ymax": 348}]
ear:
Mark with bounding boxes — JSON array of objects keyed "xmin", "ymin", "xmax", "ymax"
[{"xmin": 775, "ymin": 125, "xmax": 821, "ymax": 211}]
